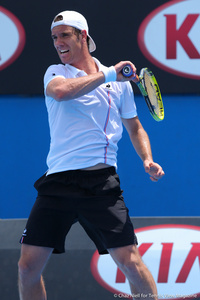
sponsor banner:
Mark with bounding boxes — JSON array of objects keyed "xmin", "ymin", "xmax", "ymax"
[
  {"xmin": 138, "ymin": 0, "xmax": 200, "ymax": 79},
  {"xmin": 0, "ymin": 0, "xmax": 199, "ymax": 94},
  {"xmin": 91, "ymin": 225, "xmax": 200, "ymax": 299},
  {"xmin": 0, "ymin": 6, "xmax": 25, "ymax": 71},
  {"xmin": 1, "ymin": 219, "xmax": 200, "ymax": 299}
]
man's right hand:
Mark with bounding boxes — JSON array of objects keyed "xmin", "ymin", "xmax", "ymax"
[{"xmin": 114, "ymin": 61, "xmax": 137, "ymax": 82}]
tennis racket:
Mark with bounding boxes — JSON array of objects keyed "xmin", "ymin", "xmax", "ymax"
[{"xmin": 122, "ymin": 66, "xmax": 164, "ymax": 121}]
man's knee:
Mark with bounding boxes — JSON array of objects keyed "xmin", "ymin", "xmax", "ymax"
[
  {"xmin": 109, "ymin": 244, "xmax": 144, "ymax": 274},
  {"xmin": 18, "ymin": 245, "xmax": 52, "ymax": 283},
  {"xmin": 18, "ymin": 256, "xmax": 39, "ymax": 284}
]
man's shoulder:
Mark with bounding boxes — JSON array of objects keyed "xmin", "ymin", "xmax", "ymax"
[
  {"xmin": 43, "ymin": 64, "xmax": 67, "ymax": 89},
  {"xmin": 45, "ymin": 63, "xmax": 66, "ymax": 73}
]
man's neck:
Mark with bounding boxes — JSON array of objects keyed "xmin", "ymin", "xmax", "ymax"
[{"xmin": 72, "ymin": 54, "xmax": 98, "ymax": 75}]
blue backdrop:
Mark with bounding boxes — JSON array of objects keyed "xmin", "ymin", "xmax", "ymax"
[{"xmin": 0, "ymin": 94, "xmax": 199, "ymax": 218}]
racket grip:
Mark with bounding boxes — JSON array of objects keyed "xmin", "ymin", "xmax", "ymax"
[{"xmin": 122, "ymin": 65, "xmax": 134, "ymax": 77}]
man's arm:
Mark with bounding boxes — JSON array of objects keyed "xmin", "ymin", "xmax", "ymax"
[
  {"xmin": 46, "ymin": 72, "xmax": 105, "ymax": 101},
  {"xmin": 122, "ymin": 116, "xmax": 164, "ymax": 182},
  {"xmin": 46, "ymin": 61, "xmax": 136, "ymax": 102}
]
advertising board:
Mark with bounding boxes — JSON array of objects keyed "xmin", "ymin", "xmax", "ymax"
[
  {"xmin": 0, "ymin": 0, "xmax": 199, "ymax": 94},
  {"xmin": 91, "ymin": 225, "xmax": 200, "ymax": 299}
]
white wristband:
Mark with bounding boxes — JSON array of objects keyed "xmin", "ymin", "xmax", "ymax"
[{"xmin": 102, "ymin": 66, "xmax": 117, "ymax": 83}]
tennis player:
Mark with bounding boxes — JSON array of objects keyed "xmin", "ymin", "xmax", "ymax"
[{"xmin": 18, "ymin": 10, "xmax": 164, "ymax": 300}]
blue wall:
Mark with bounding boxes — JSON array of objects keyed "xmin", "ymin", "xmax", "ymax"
[{"xmin": 0, "ymin": 94, "xmax": 199, "ymax": 218}]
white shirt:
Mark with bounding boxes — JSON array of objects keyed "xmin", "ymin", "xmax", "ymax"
[{"xmin": 44, "ymin": 57, "xmax": 137, "ymax": 175}]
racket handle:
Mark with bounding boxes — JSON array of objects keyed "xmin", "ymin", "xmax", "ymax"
[
  {"xmin": 122, "ymin": 65, "xmax": 133, "ymax": 77},
  {"xmin": 122, "ymin": 66, "xmax": 146, "ymax": 95}
]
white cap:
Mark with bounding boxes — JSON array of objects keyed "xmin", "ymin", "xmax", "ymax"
[{"xmin": 51, "ymin": 10, "xmax": 96, "ymax": 53}]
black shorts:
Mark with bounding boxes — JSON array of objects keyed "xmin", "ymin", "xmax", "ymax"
[{"xmin": 20, "ymin": 167, "xmax": 138, "ymax": 254}]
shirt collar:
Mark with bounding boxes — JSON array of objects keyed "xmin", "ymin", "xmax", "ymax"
[{"xmin": 64, "ymin": 63, "xmax": 85, "ymax": 77}]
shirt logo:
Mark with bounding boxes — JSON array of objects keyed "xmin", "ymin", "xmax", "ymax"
[{"xmin": 104, "ymin": 83, "xmax": 113, "ymax": 91}]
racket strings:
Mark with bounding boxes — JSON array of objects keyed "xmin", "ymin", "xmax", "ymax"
[
  {"xmin": 138, "ymin": 67, "xmax": 164, "ymax": 121},
  {"xmin": 143, "ymin": 72, "xmax": 163, "ymax": 119},
  {"xmin": 144, "ymin": 74, "xmax": 158, "ymax": 110}
]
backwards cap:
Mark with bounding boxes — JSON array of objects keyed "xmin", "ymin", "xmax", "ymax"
[{"xmin": 51, "ymin": 10, "xmax": 96, "ymax": 53}]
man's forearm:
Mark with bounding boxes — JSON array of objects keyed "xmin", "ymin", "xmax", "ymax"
[{"xmin": 130, "ymin": 127, "xmax": 153, "ymax": 163}]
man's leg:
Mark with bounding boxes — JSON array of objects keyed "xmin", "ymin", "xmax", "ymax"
[
  {"xmin": 109, "ymin": 244, "xmax": 157, "ymax": 300},
  {"xmin": 18, "ymin": 244, "xmax": 53, "ymax": 300}
]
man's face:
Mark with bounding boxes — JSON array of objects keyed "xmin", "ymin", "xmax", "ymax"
[{"xmin": 51, "ymin": 25, "xmax": 83, "ymax": 66}]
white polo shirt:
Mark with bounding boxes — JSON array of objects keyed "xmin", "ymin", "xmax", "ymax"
[{"xmin": 44, "ymin": 57, "xmax": 137, "ymax": 175}]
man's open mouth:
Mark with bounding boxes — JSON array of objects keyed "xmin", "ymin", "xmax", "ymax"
[{"xmin": 60, "ymin": 50, "xmax": 69, "ymax": 54}]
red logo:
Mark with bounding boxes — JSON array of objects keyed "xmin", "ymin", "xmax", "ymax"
[
  {"xmin": 0, "ymin": 6, "xmax": 26, "ymax": 70},
  {"xmin": 137, "ymin": 0, "xmax": 200, "ymax": 79},
  {"xmin": 91, "ymin": 225, "xmax": 200, "ymax": 299}
]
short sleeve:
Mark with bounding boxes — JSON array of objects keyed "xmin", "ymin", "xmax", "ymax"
[
  {"xmin": 120, "ymin": 82, "xmax": 137, "ymax": 119},
  {"xmin": 43, "ymin": 64, "xmax": 66, "ymax": 91}
]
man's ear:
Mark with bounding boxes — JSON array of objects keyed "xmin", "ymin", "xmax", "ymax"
[{"xmin": 81, "ymin": 30, "xmax": 87, "ymax": 42}]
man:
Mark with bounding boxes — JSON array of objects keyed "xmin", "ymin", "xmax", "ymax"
[{"xmin": 18, "ymin": 10, "xmax": 164, "ymax": 300}]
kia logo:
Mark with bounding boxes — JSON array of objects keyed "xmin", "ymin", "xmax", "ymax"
[
  {"xmin": 137, "ymin": 0, "xmax": 200, "ymax": 79},
  {"xmin": 91, "ymin": 225, "xmax": 200, "ymax": 299},
  {"xmin": 0, "ymin": 6, "xmax": 26, "ymax": 70}
]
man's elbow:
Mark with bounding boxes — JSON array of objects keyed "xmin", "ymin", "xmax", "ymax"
[{"xmin": 48, "ymin": 87, "xmax": 71, "ymax": 102}]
